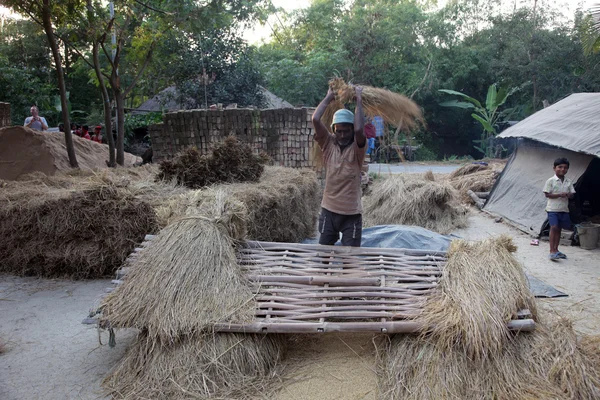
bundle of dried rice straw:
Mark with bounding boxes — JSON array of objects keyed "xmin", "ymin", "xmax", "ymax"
[
  {"xmin": 104, "ymin": 332, "xmax": 287, "ymax": 399},
  {"xmin": 101, "ymin": 189, "xmax": 253, "ymax": 342},
  {"xmin": 363, "ymin": 174, "xmax": 468, "ymax": 234},
  {"xmin": 378, "ymin": 236, "xmax": 600, "ymax": 399},
  {"xmin": 325, "ymin": 77, "xmax": 423, "ymax": 129},
  {"xmin": 447, "ymin": 162, "xmax": 505, "ymax": 204},
  {"xmin": 157, "ymin": 166, "xmax": 320, "ymax": 242},
  {"xmin": 0, "ymin": 177, "xmax": 158, "ymax": 278}
]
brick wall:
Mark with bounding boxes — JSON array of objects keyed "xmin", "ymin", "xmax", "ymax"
[
  {"xmin": 0, "ymin": 102, "xmax": 10, "ymax": 128},
  {"xmin": 149, "ymin": 107, "xmax": 317, "ymax": 168}
]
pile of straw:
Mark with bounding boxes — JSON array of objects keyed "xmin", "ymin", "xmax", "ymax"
[
  {"xmin": 447, "ymin": 162, "xmax": 504, "ymax": 203},
  {"xmin": 157, "ymin": 167, "xmax": 320, "ymax": 242},
  {"xmin": 104, "ymin": 332, "xmax": 287, "ymax": 399},
  {"xmin": 0, "ymin": 179, "xmax": 157, "ymax": 278},
  {"xmin": 101, "ymin": 188, "xmax": 289, "ymax": 398},
  {"xmin": 378, "ymin": 236, "xmax": 600, "ymax": 399},
  {"xmin": 157, "ymin": 137, "xmax": 269, "ymax": 189},
  {"xmin": 363, "ymin": 174, "xmax": 468, "ymax": 234},
  {"xmin": 101, "ymin": 189, "xmax": 253, "ymax": 341}
]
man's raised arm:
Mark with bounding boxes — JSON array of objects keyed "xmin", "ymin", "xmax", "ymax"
[
  {"xmin": 311, "ymin": 87, "xmax": 335, "ymax": 145},
  {"xmin": 353, "ymin": 86, "xmax": 365, "ymax": 148}
]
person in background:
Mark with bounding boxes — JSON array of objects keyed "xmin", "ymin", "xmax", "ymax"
[
  {"xmin": 58, "ymin": 123, "xmax": 64, "ymax": 132},
  {"xmin": 311, "ymin": 85, "xmax": 367, "ymax": 247},
  {"xmin": 81, "ymin": 125, "xmax": 91, "ymax": 140},
  {"xmin": 91, "ymin": 125, "xmax": 103, "ymax": 143},
  {"xmin": 71, "ymin": 123, "xmax": 81, "ymax": 137},
  {"xmin": 543, "ymin": 157, "xmax": 576, "ymax": 261},
  {"xmin": 23, "ymin": 106, "xmax": 48, "ymax": 131},
  {"xmin": 364, "ymin": 117, "xmax": 376, "ymax": 156}
]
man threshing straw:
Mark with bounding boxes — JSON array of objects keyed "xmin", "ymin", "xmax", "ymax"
[{"xmin": 311, "ymin": 85, "xmax": 367, "ymax": 247}]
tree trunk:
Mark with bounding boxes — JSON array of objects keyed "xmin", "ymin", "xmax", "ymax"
[
  {"xmin": 110, "ymin": 69, "xmax": 125, "ymax": 166},
  {"xmin": 41, "ymin": 0, "xmax": 78, "ymax": 168},
  {"xmin": 92, "ymin": 41, "xmax": 116, "ymax": 167}
]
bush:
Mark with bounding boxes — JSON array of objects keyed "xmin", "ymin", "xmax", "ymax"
[{"xmin": 414, "ymin": 146, "xmax": 438, "ymax": 161}]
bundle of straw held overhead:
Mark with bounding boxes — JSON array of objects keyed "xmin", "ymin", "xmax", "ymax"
[
  {"xmin": 378, "ymin": 236, "xmax": 600, "ymax": 400},
  {"xmin": 362, "ymin": 174, "xmax": 468, "ymax": 234},
  {"xmin": 324, "ymin": 77, "xmax": 423, "ymax": 129},
  {"xmin": 156, "ymin": 136, "xmax": 269, "ymax": 189},
  {"xmin": 0, "ymin": 176, "xmax": 158, "ymax": 278}
]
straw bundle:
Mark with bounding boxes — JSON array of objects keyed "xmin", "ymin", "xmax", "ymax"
[
  {"xmin": 101, "ymin": 189, "xmax": 254, "ymax": 342},
  {"xmin": 418, "ymin": 236, "xmax": 536, "ymax": 360},
  {"xmin": 0, "ymin": 181, "xmax": 157, "ymax": 278},
  {"xmin": 157, "ymin": 167, "xmax": 320, "ymax": 242},
  {"xmin": 363, "ymin": 175, "xmax": 468, "ymax": 234},
  {"xmin": 326, "ymin": 77, "xmax": 423, "ymax": 130},
  {"xmin": 450, "ymin": 169, "xmax": 498, "ymax": 192},
  {"xmin": 377, "ymin": 236, "xmax": 600, "ymax": 400},
  {"xmin": 448, "ymin": 163, "xmax": 490, "ymax": 179},
  {"xmin": 104, "ymin": 332, "xmax": 286, "ymax": 399},
  {"xmin": 157, "ymin": 136, "xmax": 268, "ymax": 189}
]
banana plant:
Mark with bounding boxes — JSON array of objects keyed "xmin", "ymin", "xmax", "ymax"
[{"xmin": 439, "ymin": 84, "xmax": 518, "ymax": 157}]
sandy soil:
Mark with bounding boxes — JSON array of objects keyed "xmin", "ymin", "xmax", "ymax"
[{"xmin": 1, "ymin": 211, "xmax": 599, "ymax": 400}]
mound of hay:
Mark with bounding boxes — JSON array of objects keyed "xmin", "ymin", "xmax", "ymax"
[
  {"xmin": 363, "ymin": 175, "xmax": 468, "ymax": 234},
  {"xmin": 448, "ymin": 163, "xmax": 490, "ymax": 179},
  {"xmin": 104, "ymin": 332, "xmax": 287, "ymax": 399},
  {"xmin": 378, "ymin": 236, "xmax": 600, "ymax": 400},
  {"xmin": 0, "ymin": 181, "xmax": 157, "ymax": 278},
  {"xmin": 157, "ymin": 166, "xmax": 320, "ymax": 242},
  {"xmin": 157, "ymin": 137, "xmax": 268, "ymax": 189},
  {"xmin": 0, "ymin": 126, "xmax": 140, "ymax": 180},
  {"xmin": 101, "ymin": 189, "xmax": 254, "ymax": 342}
]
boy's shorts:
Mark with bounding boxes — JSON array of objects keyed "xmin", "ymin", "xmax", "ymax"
[{"xmin": 547, "ymin": 212, "xmax": 572, "ymax": 229}]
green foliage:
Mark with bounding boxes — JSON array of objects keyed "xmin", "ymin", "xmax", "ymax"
[
  {"xmin": 414, "ymin": 146, "xmax": 438, "ymax": 161},
  {"xmin": 440, "ymin": 84, "xmax": 518, "ymax": 157},
  {"xmin": 124, "ymin": 112, "xmax": 163, "ymax": 144}
]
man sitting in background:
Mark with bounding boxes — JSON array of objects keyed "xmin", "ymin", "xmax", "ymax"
[
  {"xmin": 91, "ymin": 126, "xmax": 103, "ymax": 143},
  {"xmin": 24, "ymin": 106, "xmax": 48, "ymax": 131}
]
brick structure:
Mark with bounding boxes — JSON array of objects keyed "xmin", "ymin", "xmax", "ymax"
[
  {"xmin": 149, "ymin": 108, "xmax": 317, "ymax": 168},
  {"xmin": 0, "ymin": 102, "xmax": 11, "ymax": 128}
]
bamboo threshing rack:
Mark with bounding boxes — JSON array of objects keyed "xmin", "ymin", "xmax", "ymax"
[{"xmin": 97, "ymin": 236, "xmax": 535, "ymax": 334}]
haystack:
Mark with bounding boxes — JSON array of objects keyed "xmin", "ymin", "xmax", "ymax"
[
  {"xmin": 157, "ymin": 166, "xmax": 320, "ymax": 242},
  {"xmin": 363, "ymin": 175, "xmax": 468, "ymax": 234},
  {"xmin": 378, "ymin": 236, "xmax": 600, "ymax": 400},
  {"xmin": 104, "ymin": 332, "xmax": 287, "ymax": 399},
  {"xmin": 156, "ymin": 136, "xmax": 268, "ymax": 189},
  {"xmin": 447, "ymin": 162, "xmax": 505, "ymax": 204},
  {"xmin": 101, "ymin": 188, "xmax": 289, "ymax": 398},
  {"xmin": 0, "ymin": 180, "xmax": 157, "ymax": 278},
  {"xmin": 101, "ymin": 189, "xmax": 254, "ymax": 342},
  {"xmin": 0, "ymin": 126, "xmax": 139, "ymax": 180}
]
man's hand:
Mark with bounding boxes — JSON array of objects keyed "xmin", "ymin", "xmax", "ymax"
[
  {"xmin": 354, "ymin": 85, "xmax": 363, "ymax": 100},
  {"xmin": 325, "ymin": 86, "xmax": 336, "ymax": 102}
]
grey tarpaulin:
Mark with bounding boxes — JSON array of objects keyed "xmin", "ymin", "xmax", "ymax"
[
  {"xmin": 484, "ymin": 141, "xmax": 593, "ymax": 235},
  {"xmin": 304, "ymin": 225, "xmax": 568, "ymax": 298},
  {"xmin": 303, "ymin": 225, "xmax": 455, "ymax": 251},
  {"xmin": 498, "ymin": 93, "xmax": 600, "ymax": 157}
]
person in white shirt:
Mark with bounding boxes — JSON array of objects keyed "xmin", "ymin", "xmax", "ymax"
[
  {"xmin": 23, "ymin": 105, "xmax": 48, "ymax": 131},
  {"xmin": 543, "ymin": 157, "xmax": 576, "ymax": 261}
]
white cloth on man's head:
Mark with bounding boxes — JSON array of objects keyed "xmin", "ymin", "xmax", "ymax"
[{"xmin": 24, "ymin": 116, "xmax": 48, "ymax": 131}]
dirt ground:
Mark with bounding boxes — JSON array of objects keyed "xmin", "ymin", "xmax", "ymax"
[{"xmin": 1, "ymin": 211, "xmax": 599, "ymax": 400}]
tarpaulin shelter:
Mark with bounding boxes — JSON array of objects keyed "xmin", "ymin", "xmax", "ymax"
[{"xmin": 484, "ymin": 93, "xmax": 600, "ymax": 235}]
